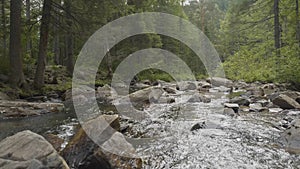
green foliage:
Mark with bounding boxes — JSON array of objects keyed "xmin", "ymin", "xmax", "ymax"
[
  {"xmin": 137, "ymin": 69, "xmax": 175, "ymax": 82},
  {"xmin": 221, "ymin": 0, "xmax": 300, "ymax": 85}
]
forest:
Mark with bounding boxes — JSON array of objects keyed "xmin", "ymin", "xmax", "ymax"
[
  {"xmin": 0, "ymin": 0, "xmax": 299, "ymax": 94},
  {"xmin": 1, "ymin": 0, "xmax": 300, "ymax": 168}
]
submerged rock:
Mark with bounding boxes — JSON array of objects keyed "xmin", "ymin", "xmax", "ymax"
[{"xmin": 0, "ymin": 130, "xmax": 69, "ymax": 169}]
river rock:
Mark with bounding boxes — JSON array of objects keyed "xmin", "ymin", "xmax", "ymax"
[
  {"xmin": 63, "ymin": 87, "xmax": 94, "ymax": 102},
  {"xmin": 62, "ymin": 115, "xmax": 142, "ymax": 169},
  {"xmin": 269, "ymin": 108, "xmax": 283, "ymax": 113},
  {"xmin": 129, "ymin": 86, "xmax": 163, "ymax": 103},
  {"xmin": 0, "ymin": 130, "xmax": 69, "ymax": 169},
  {"xmin": 224, "ymin": 108, "xmax": 238, "ymax": 117},
  {"xmin": 272, "ymin": 94, "xmax": 300, "ymax": 109},
  {"xmin": 0, "ymin": 100, "xmax": 65, "ymax": 118},
  {"xmin": 229, "ymin": 97, "xmax": 250, "ymax": 106},
  {"xmin": 133, "ymin": 83, "xmax": 151, "ymax": 90},
  {"xmin": 249, "ymin": 103, "xmax": 267, "ymax": 112},
  {"xmin": 224, "ymin": 103, "xmax": 239, "ymax": 113},
  {"xmin": 177, "ymin": 81, "xmax": 197, "ymax": 91},
  {"xmin": 191, "ymin": 121, "xmax": 206, "ymax": 131},
  {"xmin": 163, "ymin": 86, "xmax": 177, "ymax": 94},
  {"xmin": 281, "ymin": 119, "xmax": 300, "ymax": 154},
  {"xmin": 187, "ymin": 93, "xmax": 211, "ymax": 103},
  {"xmin": 209, "ymin": 77, "xmax": 233, "ymax": 88}
]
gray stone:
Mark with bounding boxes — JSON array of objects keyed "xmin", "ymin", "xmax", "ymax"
[
  {"xmin": 0, "ymin": 130, "xmax": 69, "ymax": 169},
  {"xmin": 177, "ymin": 81, "xmax": 197, "ymax": 91},
  {"xmin": 272, "ymin": 94, "xmax": 300, "ymax": 109},
  {"xmin": 209, "ymin": 77, "xmax": 233, "ymax": 88},
  {"xmin": 62, "ymin": 115, "xmax": 142, "ymax": 169},
  {"xmin": 269, "ymin": 108, "xmax": 283, "ymax": 113},
  {"xmin": 187, "ymin": 93, "xmax": 211, "ymax": 103},
  {"xmin": 230, "ymin": 97, "xmax": 250, "ymax": 106},
  {"xmin": 281, "ymin": 119, "xmax": 300, "ymax": 154},
  {"xmin": 129, "ymin": 86, "xmax": 164, "ymax": 103},
  {"xmin": 249, "ymin": 103, "xmax": 266, "ymax": 112},
  {"xmin": 224, "ymin": 103, "xmax": 239, "ymax": 113},
  {"xmin": 0, "ymin": 100, "xmax": 65, "ymax": 118}
]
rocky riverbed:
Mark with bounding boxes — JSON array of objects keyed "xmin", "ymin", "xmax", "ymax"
[{"xmin": 1, "ymin": 77, "xmax": 300, "ymax": 168}]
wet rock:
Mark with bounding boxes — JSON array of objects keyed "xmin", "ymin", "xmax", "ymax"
[
  {"xmin": 0, "ymin": 100, "xmax": 65, "ymax": 118},
  {"xmin": 187, "ymin": 93, "xmax": 211, "ymax": 103},
  {"xmin": 209, "ymin": 77, "xmax": 233, "ymax": 88},
  {"xmin": 62, "ymin": 115, "xmax": 142, "ymax": 169},
  {"xmin": 249, "ymin": 103, "xmax": 267, "ymax": 112},
  {"xmin": 157, "ymin": 96, "xmax": 176, "ymax": 104},
  {"xmin": 63, "ymin": 87, "xmax": 94, "ymax": 102},
  {"xmin": 198, "ymin": 81, "xmax": 211, "ymax": 89},
  {"xmin": 281, "ymin": 119, "xmax": 300, "ymax": 154},
  {"xmin": 229, "ymin": 97, "xmax": 250, "ymax": 106},
  {"xmin": 224, "ymin": 108, "xmax": 238, "ymax": 117},
  {"xmin": 269, "ymin": 108, "xmax": 283, "ymax": 113},
  {"xmin": 224, "ymin": 103, "xmax": 239, "ymax": 113},
  {"xmin": 133, "ymin": 83, "xmax": 151, "ymax": 90},
  {"xmin": 163, "ymin": 86, "xmax": 177, "ymax": 94},
  {"xmin": 0, "ymin": 130, "xmax": 69, "ymax": 169},
  {"xmin": 213, "ymin": 86, "xmax": 231, "ymax": 92},
  {"xmin": 191, "ymin": 121, "xmax": 206, "ymax": 131},
  {"xmin": 44, "ymin": 133, "xmax": 64, "ymax": 152},
  {"xmin": 272, "ymin": 94, "xmax": 300, "ymax": 109},
  {"xmin": 129, "ymin": 86, "xmax": 163, "ymax": 103},
  {"xmin": 177, "ymin": 81, "xmax": 197, "ymax": 91},
  {"xmin": 96, "ymin": 84, "xmax": 116, "ymax": 102}
]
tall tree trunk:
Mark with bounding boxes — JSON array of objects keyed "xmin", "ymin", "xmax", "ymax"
[
  {"xmin": 53, "ymin": 0, "xmax": 60, "ymax": 65},
  {"xmin": 9, "ymin": 0, "xmax": 25, "ymax": 88},
  {"xmin": 34, "ymin": 0, "xmax": 52, "ymax": 89},
  {"xmin": 2, "ymin": 0, "xmax": 6, "ymax": 58},
  {"xmin": 296, "ymin": 0, "xmax": 300, "ymax": 46},
  {"xmin": 274, "ymin": 0, "xmax": 281, "ymax": 52},
  {"xmin": 65, "ymin": 0, "xmax": 74, "ymax": 75},
  {"xmin": 25, "ymin": 0, "xmax": 32, "ymax": 54}
]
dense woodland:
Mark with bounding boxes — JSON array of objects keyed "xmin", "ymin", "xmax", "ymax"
[{"xmin": 0, "ymin": 0, "xmax": 300, "ymax": 94}]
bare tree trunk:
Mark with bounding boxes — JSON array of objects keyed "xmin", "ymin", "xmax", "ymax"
[
  {"xmin": 34, "ymin": 0, "xmax": 52, "ymax": 89},
  {"xmin": 274, "ymin": 0, "xmax": 281, "ymax": 53},
  {"xmin": 2, "ymin": 0, "xmax": 6, "ymax": 58},
  {"xmin": 9, "ymin": 0, "xmax": 25, "ymax": 88},
  {"xmin": 65, "ymin": 0, "xmax": 74, "ymax": 75}
]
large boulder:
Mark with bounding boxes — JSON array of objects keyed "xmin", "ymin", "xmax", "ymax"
[
  {"xmin": 229, "ymin": 97, "xmax": 250, "ymax": 106},
  {"xmin": 209, "ymin": 77, "xmax": 233, "ymax": 88},
  {"xmin": 272, "ymin": 94, "xmax": 300, "ymax": 109},
  {"xmin": 0, "ymin": 100, "xmax": 65, "ymax": 118},
  {"xmin": 0, "ymin": 130, "xmax": 69, "ymax": 169},
  {"xmin": 281, "ymin": 119, "xmax": 300, "ymax": 154},
  {"xmin": 176, "ymin": 81, "xmax": 197, "ymax": 91},
  {"xmin": 129, "ymin": 86, "xmax": 163, "ymax": 103},
  {"xmin": 62, "ymin": 115, "xmax": 142, "ymax": 169}
]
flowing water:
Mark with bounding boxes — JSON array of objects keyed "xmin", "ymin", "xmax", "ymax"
[
  {"xmin": 0, "ymin": 91, "xmax": 300, "ymax": 168},
  {"xmin": 121, "ymin": 92, "xmax": 300, "ymax": 168}
]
